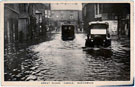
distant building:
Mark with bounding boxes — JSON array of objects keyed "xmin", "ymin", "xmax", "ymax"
[
  {"xmin": 51, "ymin": 10, "xmax": 82, "ymax": 30},
  {"xmin": 51, "ymin": 3, "xmax": 82, "ymax": 10},
  {"xmin": 50, "ymin": 3, "xmax": 83, "ymax": 32}
]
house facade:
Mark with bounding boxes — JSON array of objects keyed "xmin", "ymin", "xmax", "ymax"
[
  {"xmin": 4, "ymin": 4, "xmax": 20, "ymax": 44},
  {"xmin": 4, "ymin": 3, "xmax": 51, "ymax": 44},
  {"xmin": 51, "ymin": 10, "xmax": 82, "ymax": 31},
  {"xmin": 50, "ymin": 3, "xmax": 83, "ymax": 32}
]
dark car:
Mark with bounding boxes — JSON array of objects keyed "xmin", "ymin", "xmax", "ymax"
[
  {"xmin": 85, "ymin": 21, "xmax": 111, "ymax": 47},
  {"xmin": 61, "ymin": 24, "xmax": 75, "ymax": 40}
]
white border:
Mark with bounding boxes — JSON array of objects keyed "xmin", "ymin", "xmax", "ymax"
[{"xmin": 0, "ymin": 1, "xmax": 134, "ymax": 86}]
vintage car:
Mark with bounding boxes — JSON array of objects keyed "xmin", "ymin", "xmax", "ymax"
[
  {"xmin": 85, "ymin": 21, "xmax": 111, "ymax": 47},
  {"xmin": 61, "ymin": 24, "xmax": 75, "ymax": 40}
]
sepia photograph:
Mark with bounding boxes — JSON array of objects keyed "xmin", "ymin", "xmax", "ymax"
[{"xmin": 1, "ymin": 1, "xmax": 134, "ymax": 86}]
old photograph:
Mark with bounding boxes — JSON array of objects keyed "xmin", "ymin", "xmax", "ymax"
[{"xmin": 2, "ymin": 1, "xmax": 133, "ymax": 85}]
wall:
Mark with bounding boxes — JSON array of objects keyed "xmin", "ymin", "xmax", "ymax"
[
  {"xmin": 51, "ymin": 10, "xmax": 79, "ymax": 21},
  {"xmin": 4, "ymin": 4, "xmax": 19, "ymax": 44},
  {"xmin": 51, "ymin": 10, "xmax": 82, "ymax": 31},
  {"xmin": 82, "ymin": 4, "xmax": 95, "ymax": 32},
  {"xmin": 82, "ymin": 3, "xmax": 130, "ymax": 37},
  {"xmin": 18, "ymin": 4, "xmax": 29, "ymax": 41}
]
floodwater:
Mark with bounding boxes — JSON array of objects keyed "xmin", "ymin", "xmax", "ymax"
[{"xmin": 4, "ymin": 32, "xmax": 130, "ymax": 81}]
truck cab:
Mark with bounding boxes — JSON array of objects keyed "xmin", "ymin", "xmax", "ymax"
[
  {"xmin": 85, "ymin": 21, "xmax": 111, "ymax": 47},
  {"xmin": 61, "ymin": 24, "xmax": 75, "ymax": 41}
]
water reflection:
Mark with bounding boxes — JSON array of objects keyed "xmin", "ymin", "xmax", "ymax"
[{"xmin": 83, "ymin": 48, "xmax": 113, "ymax": 58}]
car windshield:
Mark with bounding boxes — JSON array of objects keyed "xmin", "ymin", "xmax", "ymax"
[
  {"xmin": 91, "ymin": 29, "xmax": 107, "ymax": 34},
  {"xmin": 89, "ymin": 24, "xmax": 108, "ymax": 34}
]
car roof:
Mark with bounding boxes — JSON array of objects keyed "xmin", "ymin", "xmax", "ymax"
[
  {"xmin": 89, "ymin": 21, "xmax": 109, "ymax": 25},
  {"xmin": 62, "ymin": 24, "xmax": 74, "ymax": 26}
]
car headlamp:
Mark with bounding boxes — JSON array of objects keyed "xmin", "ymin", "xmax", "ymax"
[{"xmin": 91, "ymin": 39, "xmax": 93, "ymax": 42}]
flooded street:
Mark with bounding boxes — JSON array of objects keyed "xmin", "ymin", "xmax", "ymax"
[{"xmin": 4, "ymin": 32, "xmax": 130, "ymax": 81}]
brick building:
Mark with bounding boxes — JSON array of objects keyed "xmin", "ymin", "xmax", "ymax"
[
  {"xmin": 28, "ymin": 3, "xmax": 51, "ymax": 38},
  {"xmin": 51, "ymin": 10, "xmax": 82, "ymax": 31},
  {"xmin": 82, "ymin": 3, "xmax": 130, "ymax": 37},
  {"xmin": 50, "ymin": 3, "xmax": 83, "ymax": 32}
]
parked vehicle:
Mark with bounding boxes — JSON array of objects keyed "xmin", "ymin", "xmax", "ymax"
[
  {"xmin": 61, "ymin": 24, "xmax": 75, "ymax": 40},
  {"xmin": 85, "ymin": 21, "xmax": 111, "ymax": 47}
]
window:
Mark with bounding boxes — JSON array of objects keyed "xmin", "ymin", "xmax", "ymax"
[
  {"xmin": 84, "ymin": 7, "xmax": 86, "ymax": 16},
  {"xmin": 45, "ymin": 10, "xmax": 48, "ymax": 18},
  {"xmin": 70, "ymin": 15, "xmax": 73, "ymax": 19},
  {"xmin": 19, "ymin": 4, "xmax": 27, "ymax": 13}
]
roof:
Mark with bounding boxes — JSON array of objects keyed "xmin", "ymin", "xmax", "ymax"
[
  {"xmin": 19, "ymin": 13, "xmax": 29, "ymax": 18},
  {"xmin": 89, "ymin": 21, "xmax": 109, "ymax": 25},
  {"xmin": 62, "ymin": 24, "xmax": 75, "ymax": 26},
  {"xmin": 51, "ymin": 3, "xmax": 82, "ymax": 10}
]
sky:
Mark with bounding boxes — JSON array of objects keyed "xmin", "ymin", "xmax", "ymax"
[{"xmin": 51, "ymin": 3, "xmax": 82, "ymax": 10}]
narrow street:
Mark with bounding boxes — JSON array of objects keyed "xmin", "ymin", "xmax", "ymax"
[{"xmin": 4, "ymin": 31, "xmax": 130, "ymax": 81}]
